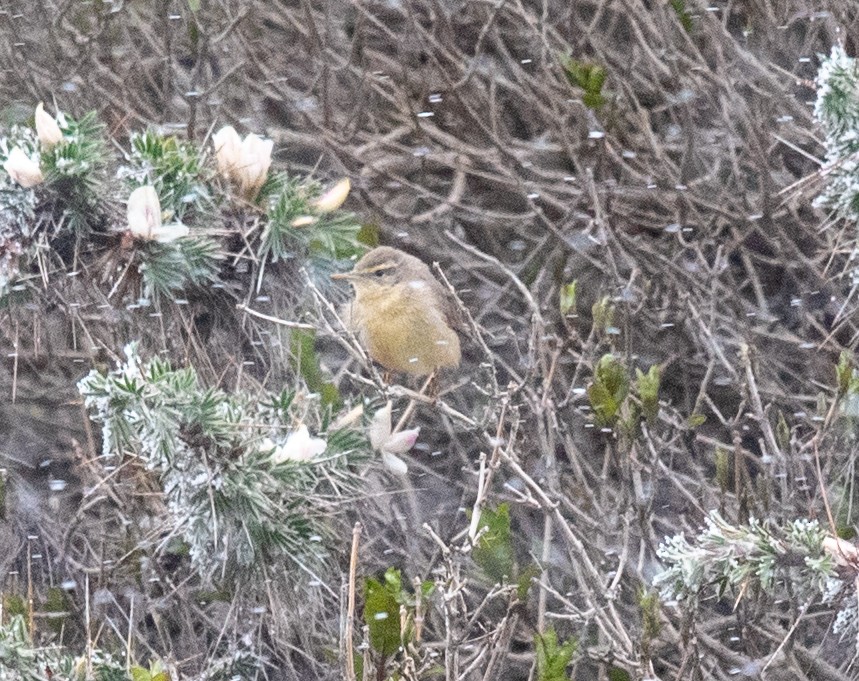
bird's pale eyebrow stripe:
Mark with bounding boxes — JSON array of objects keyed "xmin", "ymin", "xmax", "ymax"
[{"xmin": 360, "ymin": 261, "xmax": 398, "ymax": 273}]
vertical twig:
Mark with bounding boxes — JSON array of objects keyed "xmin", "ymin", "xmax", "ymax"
[
  {"xmin": 26, "ymin": 538, "xmax": 33, "ymax": 640},
  {"xmin": 345, "ymin": 522, "xmax": 362, "ymax": 681},
  {"xmin": 85, "ymin": 574, "xmax": 93, "ymax": 678},
  {"xmin": 126, "ymin": 595, "xmax": 134, "ymax": 672}
]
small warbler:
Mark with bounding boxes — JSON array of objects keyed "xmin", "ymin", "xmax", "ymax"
[{"xmin": 332, "ymin": 246, "xmax": 463, "ymax": 376}]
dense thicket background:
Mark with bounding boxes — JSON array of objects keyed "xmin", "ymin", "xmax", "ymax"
[{"xmin": 3, "ymin": 1, "xmax": 859, "ymax": 680}]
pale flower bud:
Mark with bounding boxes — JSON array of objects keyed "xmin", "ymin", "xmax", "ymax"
[
  {"xmin": 212, "ymin": 125, "xmax": 242, "ymax": 181},
  {"xmin": 312, "ymin": 178, "xmax": 351, "ymax": 212},
  {"xmin": 290, "ymin": 215, "xmax": 316, "ymax": 228},
  {"xmin": 271, "ymin": 425, "xmax": 327, "ymax": 463},
  {"xmin": 369, "ymin": 402, "xmax": 393, "ymax": 450},
  {"xmin": 149, "ymin": 223, "xmax": 190, "ymax": 243},
  {"xmin": 127, "ymin": 186, "xmax": 161, "ymax": 239},
  {"xmin": 127, "ymin": 185, "xmax": 189, "ymax": 243},
  {"xmin": 382, "ymin": 451, "xmax": 409, "ymax": 476},
  {"xmin": 35, "ymin": 102, "xmax": 63, "ymax": 148},
  {"xmin": 367, "ymin": 401, "xmax": 418, "ymax": 475},
  {"xmin": 3, "ymin": 147, "xmax": 43, "ymax": 188},
  {"xmin": 238, "ymin": 133, "xmax": 273, "ymax": 200},
  {"xmin": 331, "ymin": 404, "xmax": 364, "ymax": 430}
]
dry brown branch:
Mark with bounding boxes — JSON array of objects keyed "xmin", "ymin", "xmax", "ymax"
[{"xmin": 3, "ymin": 0, "xmax": 859, "ymax": 679}]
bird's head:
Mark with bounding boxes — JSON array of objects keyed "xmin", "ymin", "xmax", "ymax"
[{"xmin": 331, "ymin": 246, "xmax": 420, "ymax": 292}]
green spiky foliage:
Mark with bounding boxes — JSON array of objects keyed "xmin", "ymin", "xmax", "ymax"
[
  {"xmin": 78, "ymin": 344, "xmax": 369, "ymax": 586},
  {"xmin": 0, "ymin": 126, "xmax": 40, "ymax": 168},
  {"xmin": 126, "ymin": 131, "xmax": 211, "ymax": 221},
  {"xmin": 41, "ymin": 110, "xmax": 110, "ymax": 234},
  {"xmin": 0, "ymin": 110, "xmax": 363, "ymax": 304},
  {"xmin": 535, "ymin": 628, "xmax": 577, "ymax": 681},
  {"xmin": 262, "ymin": 173, "xmax": 365, "ymax": 264},
  {"xmin": 0, "ymin": 111, "xmax": 108, "ymax": 291},
  {"xmin": 121, "ymin": 131, "xmax": 221, "ymax": 299},
  {"xmin": 561, "ymin": 57, "xmax": 607, "ymax": 111},
  {"xmin": 137, "ymin": 236, "xmax": 221, "ymax": 299},
  {"xmin": 815, "ymin": 47, "xmax": 859, "ymax": 226}
]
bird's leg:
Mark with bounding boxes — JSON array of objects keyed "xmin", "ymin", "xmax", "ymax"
[
  {"xmin": 426, "ymin": 372, "xmax": 442, "ymax": 401},
  {"xmin": 418, "ymin": 372, "xmax": 435, "ymax": 396}
]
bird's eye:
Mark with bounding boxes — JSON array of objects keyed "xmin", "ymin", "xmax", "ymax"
[{"xmin": 374, "ymin": 269, "xmax": 386, "ymax": 278}]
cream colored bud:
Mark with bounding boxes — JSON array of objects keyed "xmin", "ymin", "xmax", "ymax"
[
  {"xmin": 312, "ymin": 178, "xmax": 351, "ymax": 213},
  {"xmin": 212, "ymin": 125, "xmax": 242, "ymax": 181},
  {"xmin": 127, "ymin": 186, "xmax": 188, "ymax": 243},
  {"xmin": 127, "ymin": 186, "xmax": 162, "ymax": 240},
  {"xmin": 35, "ymin": 102, "xmax": 63, "ymax": 148},
  {"xmin": 238, "ymin": 133, "xmax": 273, "ymax": 200},
  {"xmin": 290, "ymin": 215, "xmax": 316, "ymax": 228},
  {"xmin": 258, "ymin": 437, "xmax": 277, "ymax": 453},
  {"xmin": 271, "ymin": 425, "xmax": 327, "ymax": 463},
  {"xmin": 382, "ymin": 451, "xmax": 408, "ymax": 475},
  {"xmin": 3, "ymin": 147, "xmax": 43, "ymax": 188},
  {"xmin": 331, "ymin": 404, "xmax": 364, "ymax": 430},
  {"xmin": 149, "ymin": 223, "xmax": 190, "ymax": 243},
  {"xmin": 369, "ymin": 402, "xmax": 393, "ymax": 450}
]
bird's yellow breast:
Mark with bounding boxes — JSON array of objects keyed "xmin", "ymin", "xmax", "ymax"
[{"xmin": 351, "ymin": 283, "xmax": 460, "ymax": 376}]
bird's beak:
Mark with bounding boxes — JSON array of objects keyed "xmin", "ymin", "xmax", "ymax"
[{"xmin": 330, "ymin": 271, "xmax": 356, "ymax": 280}]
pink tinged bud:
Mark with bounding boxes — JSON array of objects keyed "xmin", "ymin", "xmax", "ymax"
[
  {"xmin": 381, "ymin": 451, "xmax": 408, "ymax": 476},
  {"xmin": 4, "ymin": 147, "xmax": 43, "ymax": 188},
  {"xmin": 272, "ymin": 424, "xmax": 327, "ymax": 463},
  {"xmin": 35, "ymin": 102, "xmax": 63, "ymax": 148},
  {"xmin": 312, "ymin": 178, "xmax": 351, "ymax": 213},
  {"xmin": 383, "ymin": 427, "xmax": 420, "ymax": 455},
  {"xmin": 212, "ymin": 125, "xmax": 242, "ymax": 181},
  {"xmin": 239, "ymin": 133, "xmax": 273, "ymax": 200},
  {"xmin": 369, "ymin": 402, "xmax": 393, "ymax": 450}
]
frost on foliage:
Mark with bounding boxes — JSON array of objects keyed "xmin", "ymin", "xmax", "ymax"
[
  {"xmin": 0, "ymin": 614, "xmax": 127, "ymax": 681},
  {"xmin": 815, "ymin": 46, "xmax": 859, "ymax": 232},
  {"xmin": 198, "ymin": 635, "xmax": 265, "ymax": 681},
  {"xmin": 653, "ymin": 512, "xmax": 859, "ymax": 638},
  {"xmin": 78, "ymin": 344, "xmax": 367, "ymax": 585},
  {"xmin": 0, "ymin": 129, "xmax": 39, "ymax": 293},
  {"xmin": 653, "ymin": 512, "xmax": 833, "ymax": 602},
  {"xmin": 0, "ymin": 109, "xmax": 109, "ymax": 294},
  {"xmin": 834, "ymin": 598, "xmax": 859, "ymax": 637}
]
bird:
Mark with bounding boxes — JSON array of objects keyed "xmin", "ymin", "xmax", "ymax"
[{"xmin": 331, "ymin": 246, "xmax": 463, "ymax": 377}]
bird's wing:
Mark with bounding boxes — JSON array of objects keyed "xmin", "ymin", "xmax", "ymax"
[{"xmin": 430, "ymin": 278, "xmax": 469, "ymax": 335}]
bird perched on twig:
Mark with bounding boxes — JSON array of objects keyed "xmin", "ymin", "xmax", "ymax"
[{"xmin": 331, "ymin": 246, "xmax": 464, "ymax": 377}]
